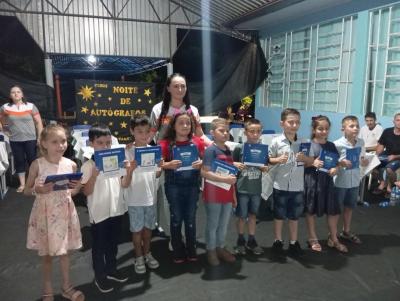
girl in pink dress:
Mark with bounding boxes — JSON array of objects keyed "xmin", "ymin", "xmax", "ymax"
[{"xmin": 25, "ymin": 124, "xmax": 84, "ymax": 301}]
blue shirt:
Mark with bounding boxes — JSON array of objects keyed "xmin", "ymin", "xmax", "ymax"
[{"xmin": 334, "ymin": 136, "xmax": 365, "ymax": 188}]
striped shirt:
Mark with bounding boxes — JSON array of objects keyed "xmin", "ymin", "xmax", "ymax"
[{"xmin": 0, "ymin": 102, "xmax": 39, "ymax": 141}]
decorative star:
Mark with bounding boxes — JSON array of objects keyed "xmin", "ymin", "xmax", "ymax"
[
  {"xmin": 108, "ymin": 97, "xmax": 112, "ymax": 101},
  {"xmin": 120, "ymin": 121, "xmax": 127, "ymax": 128},
  {"xmin": 97, "ymin": 93, "xmax": 102, "ymax": 97},
  {"xmin": 83, "ymin": 120, "xmax": 88, "ymax": 124},
  {"xmin": 137, "ymin": 98, "xmax": 142, "ymax": 103},
  {"xmin": 144, "ymin": 88, "xmax": 151, "ymax": 97},
  {"xmin": 109, "ymin": 121, "xmax": 113, "ymax": 126},
  {"xmin": 114, "ymin": 131, "xmax": 119, "ymax": 136},
  {"xmin": 81, "ymin": 106, "xmax": 89, "ymax": 114},
  {"xmin": 148, "ymin": 99, "xmax": 152, "ymax": 104},
  {"xmin": 93, "ymin": 102, "xmax": 98, "ymax": 107},
  {"xmin": 77, "ymin": 85, "xmax": 95, "ymax": 101}
]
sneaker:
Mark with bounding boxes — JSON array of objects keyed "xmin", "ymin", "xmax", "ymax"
[
  {"xmin": 271, "ymin": 240, "xmax": 284, "ymax": 254},
  {"xmin": 288, "ymin": 241, "xmax": 304, "ymax": 257},
  {"xmin": 216, "ymin": 247, "xmax": 236, "ymax": 263},
  {"xmin": 134, "ymin": 256, "xmax": 146, "ymax": 274},
  {"xmin": 107, "ymin": 270, "xmax": 128, "ymax": 283},
  {"xmin": 172, "ymin": 247, "xmax": 186, "ymax": 264},
  {"xmin": 145, "ymin": 253, "xmax": 160, "ymax": 269},
  {"xmin": 207, "ymin": 249, "xmax": 220, "ymax": 266},
  {"xmin": 187, "ymin": 246, "xmax": 198, "ymax": 262},
  {"xmin": 246, "ymin": 239, "xmax": 264, "ymax": 255},
  {"xmin": 234, "ymin": 237, "xmax": 246, "ymax": 255},
  {"xmin": 94, "ymin": 277, "xmax": 114, "ymax": 293}
]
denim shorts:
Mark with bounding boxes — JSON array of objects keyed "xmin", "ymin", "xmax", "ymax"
[
  {"xmin": 235, "ymin": 193, "xmax": 261, "ymax": 219},
  {"xmin": 273, "ymin": 189, "xmax": 304, "ymax": 220},
  {"xmin": 334, "ymin": 187, "xmax": 359, "ymax": 209},
  {"xmin": 386, "ymin": 160, "xmax": 400, "ymax": 172},
  {"xmin": 128, "ymin": 205, "xmax": 156, "ymax": 232}
]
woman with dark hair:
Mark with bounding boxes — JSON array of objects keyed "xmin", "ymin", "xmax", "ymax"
[
  {"xmin": 149, "ymin": 73, "xmax": 210, "ymax": 144},
  {"xmin": 0, "ymin": 85, "xmax": 43, "ymax": 192}
]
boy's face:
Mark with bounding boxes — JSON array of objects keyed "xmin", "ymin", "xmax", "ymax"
[
  {"xmin": 365, "ymin": 117, "xmax": 376, "ymax": 130},
  {"xmin": 131, "ymin": 125, "xmax": 150, "ymax": 145},
  {"xmin": 244, "ymin": 124, "xmax": 262, "ymax": 143},
  {"xmin": 211, "ymin": 124, "xmax": 229, "ymax": 143},
  {"xmin": 90, "ymin": 135, "xmax": 112, "ymax": 151},
  {"xmin": 342, "ymin": 120, "xmax": 359, "ymax": 139},
  {"xmin": 280, "ymin": 114, "xmax": 300, "ymax": 136}
]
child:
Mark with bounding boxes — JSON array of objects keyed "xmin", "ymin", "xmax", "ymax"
[
  {"xmin": 81, "ymin": 124, "xmax": 131, "ymax": 293},
  {"xmin": 304, "ymin": 116, "xmax": 347, "ymax": 253},
  {"xmin": 159, "ymin": 112, "xmax": 205, "ymax": 263},
  {"xmin": 334, "ymin": 116, "xmax": 369, "ymax": 245},
  {"xmin": 201, "ymin": 118, "xmax": 237, "ymax": 266},
  {"xmin": 25, "ymin": 125, "xmax": 84, "ymax": 301},
  {"xmin": 124, "ymin": 115, "xmax": 161, "ymax": 274},
  {"xmin": 269, "ymin": 108, "xmax": 310, "ymax": 257},
  {"xmin": 232, "ymin": 118, "xmax": 268, "ymax": 255}
]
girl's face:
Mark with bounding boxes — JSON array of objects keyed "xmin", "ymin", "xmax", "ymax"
[
  {"xmin": 10, "ymin": 87, "xmax": 23, "ymax": 103},
  {"xmin": 174, "ymin": 114, "xmax": 192, "ymax": 139},
  {"xmin": 131, "ymin": 125, "xmax": 150, "ymax": 146},
  {"xmin": 42, "ymin": 130, "xmax": 67, "ymax": 157},
  {"xmin": 167, "ymin": 76, "xmax": 187, "ymax": 102},
  {"xmin": 313, "ymin": 120, "xmax": 330, "ymax": 140}
]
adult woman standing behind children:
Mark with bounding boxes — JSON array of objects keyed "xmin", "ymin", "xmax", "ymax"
[{"xmin": 0, "ymin": 85, "xmax": 43, "ymax": 192}]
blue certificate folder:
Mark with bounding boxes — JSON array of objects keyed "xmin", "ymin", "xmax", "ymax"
[
  {"xmin": 206, "ymin": 159, "xmax": 238, "ymax": 190},
  {"xmin": 346, "ymin": 147, "xmax": 361, "ymax": 169},
  {"xmin": 299, "ymin": 142, "xmax": 311, "ymax": 155},
  {"xmin": 44, "ymin": 172, "xmax": 83, "ymax": 190},
  {"xmin": 173, "ymin": 144, "xmax": 199, "ymax": 171},
  {"xmin": 243, "ymin": 143, "xmax": 268, "ymax": 167},
  {"xmin": 94, "ymin": 147, "xmax": 125, "ymax": 173},
  {"xmin": 134, "ymin": 146, "xmax": 161, "ymax": 168},
  {"xmin": 319, "ymin": 149, "xmax": 339, "ymax": 172}
]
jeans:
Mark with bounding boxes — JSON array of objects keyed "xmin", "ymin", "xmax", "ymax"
[
  {"xmin": 204, "ymin": 202, "xmax": 232, "ymax": 250},
  {"xmin": 10, "ymin": 140, "xmax": 37, "ymax": 174},
  {"xmin": 91, "ymin": 215, "xmax": 122, "ymax": 280},
  {"xmin": 164, "ymin": 183, "xmax": 199, "ymax": 254}
]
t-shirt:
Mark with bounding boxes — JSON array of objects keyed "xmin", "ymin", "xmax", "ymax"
[
  {"xmin": 232, "ymin": 143, "xmax": 263, "ymax": 195},
  {"xmin": 0, "ymin": 102, "xmax": 40, "ymax": 141},
  {"xmin": 81, "ymin": 159, "xmax": 126, "ymax": 223},
  {"xmin": 123, "ymin": 144, "xmax": 157, "ymax": 207},
  {"xmin": 202, "ymin": 143, "xmax": 235, "ymax": 204},
  {"xmin": 149, "ymin": 102, "xmax": 201, "ymax": 142},
  {"xmin": 378, "ymin": 127, "xmax": 400, "ymax": 155},
  {"xmin": 359, "ymin": 124, "xmax": 383, "ymax": 148},
  {"xmin": 158, "ymin": 136, "xmax": 205, "ymax": 160}
]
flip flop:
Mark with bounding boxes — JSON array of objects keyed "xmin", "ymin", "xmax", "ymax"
[
  {"xmin": 16, "ymin": 186, "xmax": 25, "ymax": 193},
  {"xmin": 307, "ymin": 239, "xmax": 322, "ymax": 252}
]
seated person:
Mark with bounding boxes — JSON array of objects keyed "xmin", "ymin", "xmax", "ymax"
[
  {"xmin": 375, "ymin": 113, "xmax": 400, "ymax": 195},
  {"xmin": 359, "ymin": 112, "xmax": 383, "ymax": 153}
]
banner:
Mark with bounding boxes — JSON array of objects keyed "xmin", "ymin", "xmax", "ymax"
[{"xmin": 75, "ymin": 80, "xmax": 154, "ymax": 143}]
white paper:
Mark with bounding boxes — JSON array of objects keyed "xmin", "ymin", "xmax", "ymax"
[{"xmin": 360, "ymin": 153, "xmax": 381, "ymax": 177}]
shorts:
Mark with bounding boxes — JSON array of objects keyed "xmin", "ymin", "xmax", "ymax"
[
  {"xmin": 273, "ymin": 189, "xmax": 304, "ymax": 220},
  {"xmin": 235, "ymin": 193, "xmax": 261, "ymax": 219},
  {"xmin": 334, "ymin": 187, "xmax": 359, "ymax": 209},
  {"xmin": 386, "ymin": 160, "xmax": 400, "ymax": 172},
  {"xmin": 128, "ymin": 205, "xmax": 156, "ymax": 233}
]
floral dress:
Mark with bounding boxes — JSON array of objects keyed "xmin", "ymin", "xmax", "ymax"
[{"xmin": 27, "ymin": 157, "xmax": 82, "ymax": 256}]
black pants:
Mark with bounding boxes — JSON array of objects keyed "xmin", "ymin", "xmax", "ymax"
[{"xmin": 91, "ymin": 215, "xmax": 122, "ymax": 280}]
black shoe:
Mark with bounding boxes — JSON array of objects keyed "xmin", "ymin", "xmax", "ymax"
[
  {"xmin": 246, "ymin": 239, "xmax": 264, "ymax": 255},
  {"xmin": 107, "ymin": 270, "xmax": 129, "ymax": 283},
  {"xmin": 187, "ymin": 246, "xmax": 198, "ymax": 262},
  {"xmin": 288, "ymin": 241, "xmax": 305, "ymax": 257},
  {"xmin": 95, "ymin": 277, "xmax": 114, "ymax": 293},
  {"xmin": 272, "ymin": 240, "xmax": 284, "ymax": 254}
]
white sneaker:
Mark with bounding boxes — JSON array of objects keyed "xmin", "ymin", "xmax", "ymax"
[
  {"xmin": 134, "ymin": 256, "xmax": 146, "ymax": 274},
  {"xmin": 145, "ymin": 252, "xmax": 160, "ymax": 269}
]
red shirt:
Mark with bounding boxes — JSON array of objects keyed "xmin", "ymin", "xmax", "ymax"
[{"xmin": 158, "ymin": 136, "xmax": 205, "ymax": 161}]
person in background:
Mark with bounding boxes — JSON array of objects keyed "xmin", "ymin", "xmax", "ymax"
[
  {"xmin": 0, "ymin": 85, "xmax": 43, "ymax": 192},
  {"xmin": 359, "ymin": 112, "xmax": 383, "ymax": 153}
]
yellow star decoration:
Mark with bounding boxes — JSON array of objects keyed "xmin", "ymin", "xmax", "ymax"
[
  {"xmin": 94, "ymin": 102, "xmax": 98, "ymax": 107},
  {"xmin": 144, "ymin": 88, "xmax": 151, "ymax": 97},
  {"xmin": 97, "ymin": 93, "xmax": 102, "ymax": 97},
  {"xmin": 120, "ymin": 121, "xmax": 127, "ymax": 129},
  {"xmin": 77, "ymin": 85, "xmax": 95, "ymax": 101},
  {"xmin": 83, "ymin": 120, "xmax": 88, "ymax": 125},
  {"xmin": 81, "ymin": 106, "xmax": 89, "ymax": 114},
  {"xmin": 108, "ymin": 121, "xmax": 113, "ymax": 126},
  {"xmin": 108, "ymin": 97, "xmax": 112, "ymax": 101},
  {"xmin": 137, "ymin": 98, "xmax": 142, "ymax": 103},
  {"xmin": 114, "ymin": 131, "xmax": 119, "ymax": 136},
  {"xmin": 148, "ymin": 99, "xmax": 152, "ymax": 104}
]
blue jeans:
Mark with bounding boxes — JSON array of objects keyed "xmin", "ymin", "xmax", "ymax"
[
  {"xmin": 273, "ymin": 189, "xmax": 304, "ymax": 220},
  {"xmin": 236, "ymin": 193, "xmax": 261, "ymax": 218},
  {"xmin": 10, "ymin": 140, "xmax": 37, "ymax": 174},
  {"xmin": 164, "ymin": 183, "xmax": 199, "ymax": 254},
  {"xmin": 204, "ymin": 202, "xmax": 232, "ymax": 250}
]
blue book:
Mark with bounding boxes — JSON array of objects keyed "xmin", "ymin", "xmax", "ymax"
[
  {"xmin": 135, "ymin": 146, "xmax": 161, "ymax": 170},
  {"xmin": 44, "ymin": 172, "xmax": 83, "ymax": 190},
  {"xmin": 243, "ymin": 143, "xmax": 268, "ymax": 167},
  {"xmin": 206, "ymin": 159, "xmax": 238, "ymax": 190},
  {"xmin": 296, "ymin": 142, "xmax": 311, "ymax": 166},
  {"xmin": 94, "ymin": 147, "xmax": 125, "ymax": 177},
  {"xmin": 173, "ymin": 144, "xmax": 199, "ymax": 171},
  {"xmin": 319, "ymin": 149, "xmax": 339, "ymax": 173},
  {"xmin": 346, "ymin": 147, "xmax": 361, "ymax": 169}
]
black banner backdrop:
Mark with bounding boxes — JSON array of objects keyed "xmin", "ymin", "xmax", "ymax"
[{"xmin": 75, "ymin": 80, "xmax": 154, "ymax": 143}]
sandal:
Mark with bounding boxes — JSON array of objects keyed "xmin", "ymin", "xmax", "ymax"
[
  {"xmin": 307, "ymin": 239, "xmax": 322, "ymax": 252},
  {"xmin": 16, "ymin": 186, "xmax": 25, "ymax": 193},
  {"xmin": 339, "ymin": 231, "xmax": 362, "ymax": 244},
  {"xmin": 327, "ymin": 236, "xmax": 348, "ymax": 253},
  {"xmin": 61, "ymin": 286, "xmax": 85, "ymax": 301},
  {"xmin": 42, "ymin": 294, "xmax": 54, "ymax": 301}
]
